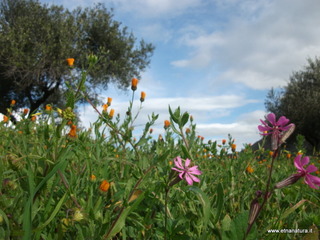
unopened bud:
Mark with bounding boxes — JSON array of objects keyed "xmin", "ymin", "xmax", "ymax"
[{"xmin": 275, "ymin": 174, "xmax": 301, "ymax": 189}]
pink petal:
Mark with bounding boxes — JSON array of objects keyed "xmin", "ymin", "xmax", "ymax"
[
  {"xmin": 301, "ymin": 156, "xmax": 310, "ymax": 166},
  {"xmin": 258, "ymin": 125, "xmax": 272, "ymax": 132},
  {"xmin": 185, "ymin": 174, "xmax": 194, "ymax": 185},
  {"xmin": 185, "ymin": 158, "xmax": 191, "ymax": 167},
  {"xmin": 189, "ymin": 167, "xmax": 202, "ymax": 175},
  {"xmin": 277, "ymin": 116, "xmax": 290, "ymax": 127},
  {"xmin": 174, "ymin": 157, "xmax": 183, "ymax": 169},
  {"xmin": 307, "ymin": 174, "xmax": 320, "ymax": 185},
  {"xmin": 179, "ymin": 171, "xmax": 185, "ymax": 180},
  {"xmin": 266, "ymin": 113, "xmax": 276, "ymax": 126},
  {"xmin": 188, "ymin": 173, "xmax": 200, "ymax": 183},
  {"xmin": 304, "ymin": 175, "xmax": 319, "ymax": 189},
  {"xmin": 305, "ymin": 165, "xmax": 318, "ymax": 173},
  {"xmin": 294, "ymin": 155, "xmax": 304, "ymax": 171},
  {"xmin": 171, "ymin": 168, "xmax": 184, "ymax": 173}
]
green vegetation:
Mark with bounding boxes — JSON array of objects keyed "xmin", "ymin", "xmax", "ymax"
[{"xmin": 1, "ymin": 62, "xmax": 319, "ymax": 239}]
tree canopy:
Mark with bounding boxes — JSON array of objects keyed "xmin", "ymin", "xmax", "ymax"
[
  {"xmin": 265, "ymin": 57, "xmax": 320, "ymax": 150},
  {"xmin": 0, "ymin": 0, "xmax": 154, "ymax": 114}
]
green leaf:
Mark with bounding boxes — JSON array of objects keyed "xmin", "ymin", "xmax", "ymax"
[
  {"xmin": 180, "ymin": 112, "xmax": 189, "ymax": 127},
  {"xmin": 212, "ymin": 183, "xmax": 224, "ymax": 224},
  {"xmin": 169, "ymin": 106, "xmax": 180, "ymax": 124},
  {"xmin": 181, "ymin": 145, "xmax": 192, "ymax": 160}
]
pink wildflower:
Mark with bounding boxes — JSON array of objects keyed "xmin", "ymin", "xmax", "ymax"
[
  {"xmin": 294, "ymin": 154, "xmax": 320, "ymax": 189},
  {"xmin": 171, "ymin": 157, "xmax": 202, "ymax": 185},
  {"xmin": 258, "ymin": 113, "xmax": 295, "ymax": 150}
]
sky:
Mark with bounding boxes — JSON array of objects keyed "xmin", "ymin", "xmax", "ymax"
[{"xmin": 41, "ymin": 0, "xmax": 320, "ymax": 148}]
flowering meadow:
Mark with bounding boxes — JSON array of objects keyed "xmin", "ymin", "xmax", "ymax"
[{"xmin": 1, "ymin": 61, "xmax": 320, "ymax": 240}]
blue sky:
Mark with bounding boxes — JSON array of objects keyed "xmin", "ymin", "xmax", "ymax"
[{"xmin": 42, "ymin": 0, "xmax": 320, "ymax": 148}]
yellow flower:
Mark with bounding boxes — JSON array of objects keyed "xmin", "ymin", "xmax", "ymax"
[
  {"xmin": 99, "ymin": 180, "xmax": 110, "ymax": 192},
  {"xmin": 131, "ymin": 78, "xmax": 138, "ymax": 91},
  {"xmin": 73, "ymin": 208, "xmax": 84, "ymax": 222},
  {"xmin": 140, "ymin": 91, "xmax": 146, "ymax": 102},
  {"xmin": 164, "ymin": 120, "xmax": 170, "ymax": 129},
  {"xmin": 66, "ymin": 58, "xmax": 75, "ymax": 66}
]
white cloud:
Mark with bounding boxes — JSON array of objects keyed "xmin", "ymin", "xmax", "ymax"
[
  {"xmin": 171, "ymin": 0, "xmax": 320, "ymax": 89},
  {"xmin": 109, "ymin": 0, "xmax": 202, "ymax": 18}
]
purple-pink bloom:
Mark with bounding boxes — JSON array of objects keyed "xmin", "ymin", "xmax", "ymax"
[
  {"xmin": 171, "ymin": 157, "xmax": 202, "ymax": 185},
  {"xmin": 294, "ymin": 154, "xmax": 320, "ymax": 189},
  {"xmin": 258, "ymin": 113, "xmax": 294, "ymax": 150}
]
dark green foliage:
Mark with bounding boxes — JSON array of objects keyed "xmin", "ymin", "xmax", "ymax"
[
  {"xmin": 0, "ymin": 0, "xmax": 154, "ymax": 114},
  {"xmin": 265, "ymin": 57, "xmax": 320, "ymax": 150}
]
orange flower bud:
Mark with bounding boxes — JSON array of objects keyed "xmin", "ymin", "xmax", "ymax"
[
  {"xmin": 66, "ymin": 58, "xmax": 75, "ymax": 66},
  {"xmin": 68, "ymin": 125, "xmax": 77, "ymax": 138},
  {"xmin": 149, "ymin": 128, "xmax": 153, "ymax": 134},
  {"xmin": 10, "ymin": 100, "xmax": 16, "ymax": 106},
  {"xmin": 140, "ymin": 91, "xmax": 146, "ymax": 102},
  {"xmin": 102, "ymin": 104, "xmax": 108, "ymax": 113},
  {"xmin": 185, "ymin": 128, "xmax": 191, "ymax": 134},
  {"xmin": 45, "ymin": 104, "xmax": 52, "ymax": 111},
  {"xmin": 131, "ymin": 78, "xmax": 138, "ymax": 91},
  {"xmin": 90, "ymin": 174, "xmax": 96, "ymax": 181},
  {"xmin": 269, "ymin": 151, "xmax": 274, "ymax": 157},
  {"xmin": 246, "ymin": 165, "xmax": 254, "ymax": 173},
  {"xmin": 3, "ymin": 115, "xmax": 9, "ymax": 123},
  {"xmin": 31, "ymin": 116, "xmax": 36, "ymax": 122},
  {"xmin": 23, "ymin": 108, "xmax": 29, "ymax": 115},
  {"xmin": 109, "ymin": 109, "xmax": 115, "ymax": 118},
  {"xmin": 286, "ymin": 153, "xmax": 291, "ymax": 159},
  {"xmin": 107, "ymin": 97, "xmax": 112, "ymax": 106},
  {"xmin": 164, "ymin": 120, "xmax": 170, "ymax": 129},
  {"xmin": 99, "ymin": 180, "xmax": 110, "ymax": 192},
  {"xmin": 222, "ymin": 139, "xmax": 226, "ymax": 145},
  {"xmin": 231, "ymin": 144, "xmax": 236, "ymax": 152}
]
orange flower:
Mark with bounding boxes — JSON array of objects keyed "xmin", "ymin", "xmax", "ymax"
[
  {"xmin": 131, "ymin": 78, "xmax": 138, "ymax": 91},
  {"xmin": 246, "ymin": 165, "xmax": 254, "ymax": 173},
  {"xmin": 109, "ymin": 109, "xmax": 115, "ymax": 118},
  {"xmin": 90, "ymin": 174, "xmax": 96, "ymax": 181},
  {"xmin": 222, "ymin": 139, "xmax": 226, "ymax": 145},
  {"xmin": 10, "ymin": 100, "xmax": 16, "ymax": 106},
  {"xmin": 231, "ymin": 144, "xmax": 236, "ymax": 152},
  {"xmin": 66, "ymin": 58, "xmax": 75, "ymax": 66},
  {"xmin": 102, "ymin": 104, "xmax": 108, "ymax": 113},
  {"xmin": 99, "ymin": 180, "xmax": 110, "ymax": 192},
  {"xmin": 149, "ymin": 128, "xmax": 153, "ymax": 134},
  {"xmin": 3, "ymin": 115, "xmax": 9, "ymax": 123},
  {"xmin": 140, "ymin": 91, "xmax": 146, "ymax": 102},
  {"xmin": 45, "ymin": 104, "xmax": 52, "ymax": 111},
  {"xmin": 107, "ymin": 97, "xmax": 112, "ymax": 106},
  {"xmin": 23, "ymin": 108, "xmax": 29, "ymax": 115},
  {"xmin": 269, "ymin": 151, "xmax": 274, "ymax": 157},
  {"xmin": 164, "ymin": 120, "xmax": 170, "ymax": 129},
  {"xmin": 31, "ymin": 115, "xmax": 36, "ymax": 122},
  {"xmin": 185, "ymin": 128, "xmax": 191, "ymax": 134},
  {"xmin": 68, "ymin": 125, "xmax": 77, "ymax": 138},
  {"xmin": 286, "ymin": 153, "xmax": 291, "ymax": 159}
]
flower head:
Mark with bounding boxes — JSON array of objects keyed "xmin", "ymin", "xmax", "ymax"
[
  {"xmin": 140, "ymin": 91, "xmax": 146, "ymax": 102},
  {"xmin": 171, "ymin": 157, "xmax": 202, "ymax": 185},
  {"xmin": 164, "ymin": 120, "xmax": 170, "ymax": 129},
  {"xmin": 99, "ymin": 180, "xmax": 110, "ymax": 192},
  {"xmin": 258, "ymin": 113, "xmax": 295, "ymax": 150},
  {"xmin": 131, "ymin": 78, "xmax": 138, "ymax": 91},
  {"xmin": 107, "ymin": 97, "xmax": 112, "ymax": 106},
  {"xmin": 68, "ymin": 125, "xmax": 77, "ymax": 138},
  {"xmin": 294, "ymin": 154, "xmax": 320, "ymax": 189},
  {"xmin": 66, "ymin": 58, "xmax": 75, "ymax": 66},
  {"xmin": 10, "ymin": 100, "xmax": 16, "ymax": 106},
  {"xmin": 3, "ymin": 115, "xmax": 9, "ymax": 123},
  {"xmin": 109, "ymin": 109, "xmax": 115, "ymax": 118}
]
